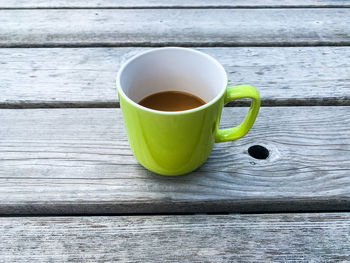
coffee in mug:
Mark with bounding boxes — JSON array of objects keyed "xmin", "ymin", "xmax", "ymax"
[{"xmin": 138, "ymin": 91, "xmax": 205, "ymax": 111}]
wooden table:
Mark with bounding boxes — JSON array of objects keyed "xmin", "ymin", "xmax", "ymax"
[{"xmin": 1, "ymin": 0, "xmax": 350, "ymax": 261}]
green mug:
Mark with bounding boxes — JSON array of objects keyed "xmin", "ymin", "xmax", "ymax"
[{"xmin": 117, "ymin": 47, "xmax": 260, "ymax": 176}]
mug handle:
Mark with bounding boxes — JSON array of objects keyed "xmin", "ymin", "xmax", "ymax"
[{"xmin": 215, "ymin": 85, "xmax": 260, "ymax": 143}]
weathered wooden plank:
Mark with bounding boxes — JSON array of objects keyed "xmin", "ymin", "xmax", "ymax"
[
  {"xmin": 1, "ymin": 47, "xmax": 349, "ymax": 108},
  {"xmin": 0, "ymin": 106, "xmax": 350, "ymax": 214},
  {"xmin": 1, "ymin": 213, "xmax": 350, "ymax": 262},
  {"xmin": 3, "ymin": 0, "xmax": 350, "ymax": 8},
  {"xmin": 0, "ymin": 9, "xmax": 349, "ymax": 47}
]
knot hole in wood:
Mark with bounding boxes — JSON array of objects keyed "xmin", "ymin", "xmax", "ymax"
[{"xmin": 248, "ymin": 145, "xmax": 269, "ymax": 160}]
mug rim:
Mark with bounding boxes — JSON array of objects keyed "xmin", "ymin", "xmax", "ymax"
[{"xmin": 116, "ymin": 47, "xmax": 228, "ymax": 115}]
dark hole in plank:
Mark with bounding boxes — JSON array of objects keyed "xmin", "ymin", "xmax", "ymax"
[{"xmin": 248, "ymin": 145, "xmax": 269, "ymax": 160}]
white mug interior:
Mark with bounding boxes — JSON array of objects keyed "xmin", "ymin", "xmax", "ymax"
[{"xmin": 118, "ymin": 47, "xmax": 227, "ymax": 108}]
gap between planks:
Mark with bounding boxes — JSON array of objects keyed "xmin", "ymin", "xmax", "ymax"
[
  {"xmin": 2, "ymin": 6, "xmax": 350, "ymax": 10},
  {"xmin": 2, "ymin": 42, "xmax": 350, "ymax": 49},
  {"xmin": 2, "ymin": 0, "xmax": 350, "ymax": 9},
  {"xmin": 1, "ymin": 99, "xmax": 350, "ymax": 109}
]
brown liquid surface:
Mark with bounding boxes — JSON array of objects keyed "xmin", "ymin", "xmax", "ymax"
[{"xmin": 138, "ymin": 91, "xmax": 206, "ymax": 111}]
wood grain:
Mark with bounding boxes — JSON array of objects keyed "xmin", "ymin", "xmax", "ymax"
[
  {"xmin": 1, "ymin": 213, "xmax": 350, "ymax": 262},
  {"xmin": 0, "ymin": 106, "xmax": 350, "ymax": 215},
  {"xmin": 1, "ymin": 47, "xmax": 349, "ymax": 108},
  {"xmin": 3, "ymin": 0, "xmax": 350, "ymax": 8},
  {"xmin": 1, "ymin": 8, "xmax": 349, "ymax": 47}
]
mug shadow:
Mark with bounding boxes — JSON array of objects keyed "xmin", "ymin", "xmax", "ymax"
[{"xmin": 136, "ymin": 142, "xmax": 238, "ymax": 184}]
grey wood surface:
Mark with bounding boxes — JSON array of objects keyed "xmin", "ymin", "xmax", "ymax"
[
  {"xmin": 1, "ymin": 47, "xmax": 349, "ymax": 108},
  {"xmin": 3, "ymin": 0, "xmax": 350, "ymax": 8},
  {"xmin": 1, "ymin": 106, "xmax": 349, "ymax": 215},
  {"xmin": 1, "ymin": 213, "xmax": 350, "ymax": 262},
  {"xmin": 1, "ymin": 1, "xmax": 350, "ymax": 260},
  {"xmin": 1, "ymin": 8, "xmax": 349, "ymax": 47}
]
